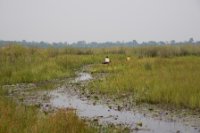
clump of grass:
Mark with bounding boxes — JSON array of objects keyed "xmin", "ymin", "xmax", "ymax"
[
  {"xmin": 0, "ymin": 95, "xmax": 37, "ymax": 133},
  {"xmin": 0, "ymin": 95, "xmax": 97, "ymax": 133},
  {"xmin": 30, "ymin": 109, "xmax": 96, "ymax": 133}
]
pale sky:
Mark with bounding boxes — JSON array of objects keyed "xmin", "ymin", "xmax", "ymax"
[{"xmin": 0, "ymin": 0, "xmax": 200, "ymax": 43}]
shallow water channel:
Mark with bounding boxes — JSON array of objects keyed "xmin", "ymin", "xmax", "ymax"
[{"xmin": 48, "ymin": 72, "xmax": 200, "ymax": 133}]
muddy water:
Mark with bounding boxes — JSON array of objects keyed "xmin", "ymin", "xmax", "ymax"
[
  {"xmin": 74, "ymin": 72, "xmax": 92, "ymax": 82},
  {"xmin": 49, "ymin": 72, "xmax": 199, "ymax": 133}
]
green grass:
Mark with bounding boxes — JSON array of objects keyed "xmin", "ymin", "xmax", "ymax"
[
  {"xmin": 0, "ymin": 45, "xmax": 103, "ymax": 85},
  {"xmin": 89, "ymin": 56, "xmax": 200, "ymax": 109}
]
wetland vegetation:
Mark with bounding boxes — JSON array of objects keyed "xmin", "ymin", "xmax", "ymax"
[{"xmin": 1, "ymin": 44, "xmax": 200, "ymax": 132}]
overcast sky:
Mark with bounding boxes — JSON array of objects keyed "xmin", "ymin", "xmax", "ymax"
[{"xmin": 0, "ymin": 0, "xmax": 200, "ymax": 43}]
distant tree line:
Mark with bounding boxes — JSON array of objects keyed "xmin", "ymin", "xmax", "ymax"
[{"xmin": 0, "ymin": 38, "xmax": 199, "ymax": 48}]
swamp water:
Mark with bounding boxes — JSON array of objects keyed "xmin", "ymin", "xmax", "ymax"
[
  {"xmin": 3, "ymin": 72, "xmax": 200, "ymax": 133},
  {"xmin": 48, "ymin": 72, "xmax": 199, "ymax": 133}
]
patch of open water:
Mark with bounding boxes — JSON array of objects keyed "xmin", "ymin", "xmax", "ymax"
[{"xmin": 49, "ymin": 72, "xmax": 199, "ymax": 133}]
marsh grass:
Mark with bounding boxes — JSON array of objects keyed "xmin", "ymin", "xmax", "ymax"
[
  {"xmin": 0, "ymin": 95, "xmax": 97, "ymax": 133},
  {"xmin": 1, "ymin": 44, "xmax": 200, "ymax": 133},
  {"xmin": 89, "ymin": 56, "xmax": 200, "ymax": 109},
  {"xmin": 0, "ymin": 45, "xmax": 103, "ymax": 85},
  {"xmin": 30, "ymin": 110, "xmax": 97, "ymax": 133}
]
